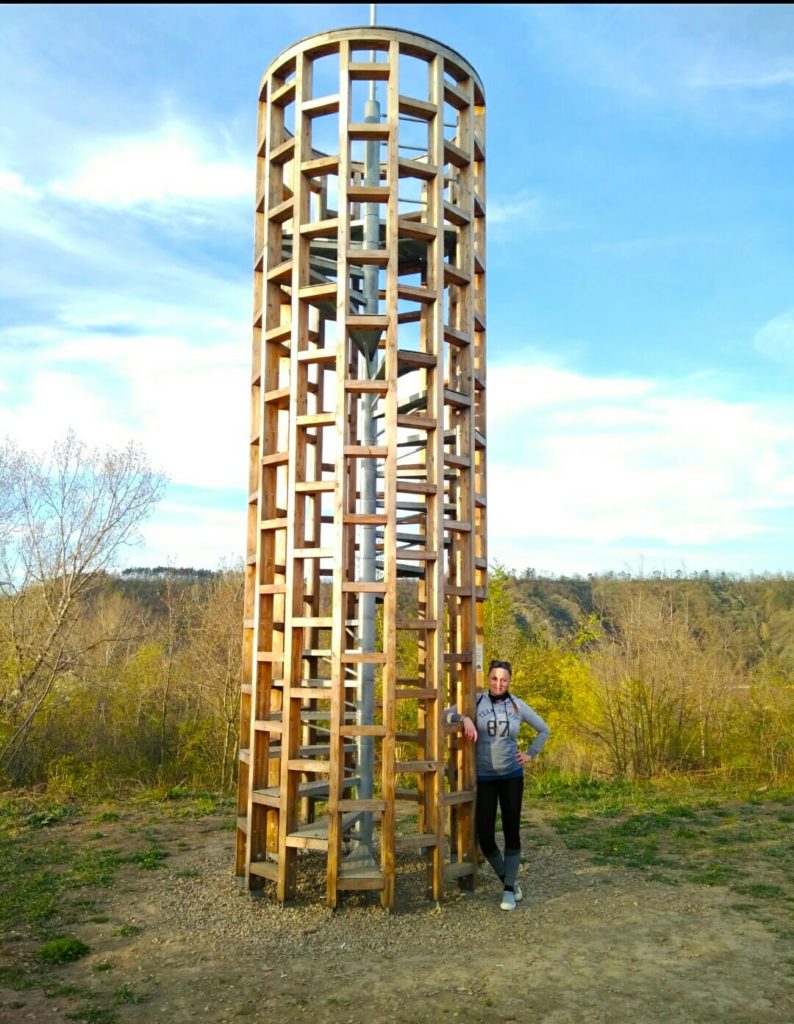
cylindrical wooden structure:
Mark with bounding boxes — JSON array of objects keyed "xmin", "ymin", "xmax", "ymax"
[{"xmin": 235, "ymin": 27, "xmax": 486, "ymax": 907}]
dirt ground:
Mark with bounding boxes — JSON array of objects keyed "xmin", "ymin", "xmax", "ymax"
[{"xmin": 2, "ymin": 806, "xmax": 792, "ymax": 1024}]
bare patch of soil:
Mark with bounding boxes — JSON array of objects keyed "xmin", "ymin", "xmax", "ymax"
[{"xmin": 1, "ymin": 806, "xmax": 792, "ymax": 1024}]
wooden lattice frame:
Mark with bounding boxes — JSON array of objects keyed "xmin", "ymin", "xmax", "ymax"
[{"xmin": 235, "ymin": 27, "xmax": 486, "ymax": 908}]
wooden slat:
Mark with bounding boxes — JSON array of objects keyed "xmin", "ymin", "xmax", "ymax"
[
  {"xmin": 395, "ymin": 833, "xmax": 438, "ymax": 850},
  {"xmin": 397, "ymin": 217, "xmax": 437, "ymax": 242},
  {"xmin": 444, "ymin": 200, "xmax": 470, "ymax": 227},
  {"xmin": 303, "ymin": 93, "xmax": 340, "ymax": 117},
  {"xmin": 286, "ymin": 758, "xmax": 330, "ymax": 773},
  {"xmin": 347, "ymin": 184, "xmax": 390, "ymax": 203},
  {"xmin": 398, "ymin": 156, "xmax": 438, "ymax": 181},
  {"xmin": 395, "ymin": 688, "xmax": 437, "ymax": 700},
  {"xmin": 443, "ymin": 139, "xmax": 469, "ymax": 168},
  {"xmin": 444, "ymin": 862, "xmax": 476, "ymax": 881},
  {"xmin": 299, "ymin": 282, "xmax": 337, "ymax": 303},
  {"xmin": 248, "ymin": 860, "xmax": 278, "ymax": 881},
  {"xmin": 270, "ymin": 137, "xmax": 295, "ymax": 165},
  {"xmin": 343, "ymin": 444, "xmax": 388, "ymax": 457},
  {"xmin": 349, "ymin": 61, "xmax": 391, "ymax": 81},
  {"xmin": 341, "ymin": 651, "xmax": 387, "ymax": 664},
  {"xmin": 398, "ymin": 94, "xmax": 435, "ymax": 120},
  {"xmin": 271, "ymin": 79, "xmax": 296, "ymax": 106},
  {"xmin": 398, "ymin": 283, "xmax": 436, "ymax": 304},
  {"xmin": 348, "ymin": 122, "xmax": 390, "ymax": 140},
  {"xmin": 443, "ymin": 79, "xmax": 470, "ymax": 110},
  {"xmin": 345, "ymin": 379, "xmax": 389, "ymax": 393},
  {"xmin": 302, "ymin": 153, "xmax": 340, "ymax": 175},
  {"xmin": 444, "ymin": 324, "xmax": 469, "ymax": 348},
  {"xmin": 395, "ymin": 760, "xmax": 438, "ymax": 773},
  {"xmin": 347, "ymin": 248, "xmax": 389, "ymax": 266},
  {"xmin": 300, "ymin": 216, "xmax": 339, "ymax": 238},
  {"xmin": 443, "ymin": 790, "xmax": 476, "ymax": 806}
]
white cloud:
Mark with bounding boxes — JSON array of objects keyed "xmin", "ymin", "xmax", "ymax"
[
  {"xmin": 135, "ymin": 501, "xmax": 245, "ymax": 570},
  {"xmin": 0, "ymin": 327, "xmax": 250, "ymax": 492},
  {"xmin": 50, "ymin": 121, "xmax": 251, "ymax": 207},
  {"xmin": 754, "ymin": 309, "xmax": 794, "ymax": 365},
  {"xmin": 0, "ymin": 169, "xmax": 37, "ymax": 199},
  {"xmin": 486, "ymin": 362, "xmax": 794, "ymax": 559},
  {"xmin": 489, "ymin": 190, "xmax": 549, "ymax": 229}
]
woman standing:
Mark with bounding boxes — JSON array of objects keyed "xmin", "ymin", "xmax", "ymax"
[{"xmin": 456, "ymin": 659, "xmax": 549, "ymax": 910}]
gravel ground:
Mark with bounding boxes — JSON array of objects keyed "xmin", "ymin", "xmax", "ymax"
[{"xmin": 2, "ymin": 808, "xmax": 792, "ymax": 1024}]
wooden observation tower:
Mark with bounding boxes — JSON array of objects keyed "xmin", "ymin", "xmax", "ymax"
[{"xmin": 235, "ymin": 26, "xmax": 487, "ymax": 908}]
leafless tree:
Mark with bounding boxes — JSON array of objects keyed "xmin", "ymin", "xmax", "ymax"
[{"xmin": 0, "ymin": 431, "xmax": 166, "ymax": 777}]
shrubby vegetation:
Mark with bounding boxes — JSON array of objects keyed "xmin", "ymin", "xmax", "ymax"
[
  {"xmin": 0, "ymin": 561, "xmax": 790, "ymax": 796},
  {"xmin": 1, "ymin": 435, "xmax": 791, "ymax": 796},
  {"xmin": 489, "ymin": 565, "xmax": 794, "ymax": 784}
]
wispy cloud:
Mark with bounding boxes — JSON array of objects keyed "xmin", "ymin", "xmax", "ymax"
[
  {"xmin": 519, "ymin": 5, "xmax": 794, "ymax": 127},
  {"xmin": 689, "ymin": 70, "xmax": 794, "ymax": 91},
  {"xmin": 49, "ymin": 121, "xmax": 251, "ymax": 207},
  {"xmin": 489, "ymin": 190, "xmax": 550, "ymax": 229},
  {"xmin": 0, "ymin": 170, "xmax": 37, "ymax": 199},
  {"xmin": 754, "ymin": 310, "xmax": 794, "ymax": 366}
]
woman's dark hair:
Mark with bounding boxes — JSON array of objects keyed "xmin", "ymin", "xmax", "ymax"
[{"xmin": 488, "ymin": 659, "xmax": 512, "ymax": 675}]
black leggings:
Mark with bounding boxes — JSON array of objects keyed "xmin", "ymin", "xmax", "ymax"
[{"xmin": 476, "ymin": 775, "xmax": 524, "ymax": 855}]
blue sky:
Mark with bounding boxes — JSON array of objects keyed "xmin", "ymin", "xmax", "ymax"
[{"xmin": 1, "ymin": 4, "xmax": 793, "ymax": 576}]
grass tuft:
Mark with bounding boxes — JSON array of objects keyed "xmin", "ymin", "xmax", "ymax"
[{"xmin": 36, "ymin": 935, "xmax": 90, "ymax": 965}]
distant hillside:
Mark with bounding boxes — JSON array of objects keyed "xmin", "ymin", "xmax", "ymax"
[{"xmin": 504, "ymin": 571, "xmax": 794, "ymax": 674}]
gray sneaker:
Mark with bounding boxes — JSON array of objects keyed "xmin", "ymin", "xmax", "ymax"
[
  {"xmin": 514, "ymin": 881, "xmax": 523, "ymax": 903},
  {"xmin": 500, "ymin": 890, "xmax": 516, "ymax": 911}
]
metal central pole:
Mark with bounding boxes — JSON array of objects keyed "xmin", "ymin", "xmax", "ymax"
[{"xmin": 356, "ymin": 70, "xmax": 381, "ymax": 858}]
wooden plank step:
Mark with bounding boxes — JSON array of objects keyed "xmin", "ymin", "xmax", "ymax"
[
  {"xmin": 285, "ymin": 812, "xmax": 361, "ymax": 850},
  {"xmin": 336, "ymin": 873, "xmax": 385, "ymax": 891},
  {"xmin": 445, "ymin": 862, "xmax": 475, "ymax": 881},
  {"xmin": 395, "ymin": 760, "xmax": 439, "ymax": 773},
  {"xmin": 395, "ymin": 833, "xmax": 438, "ymax": 850},
  {"xmin": 443, "ymin": 790, "xmax": 476, "ymax": 806},
  {"xmin": 254, "ymin": 775, "xmax": 361, "ymax": 803},
  {"xmin": 248, "ymin": 860, "xmax": 278, "ymax": 881}
]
